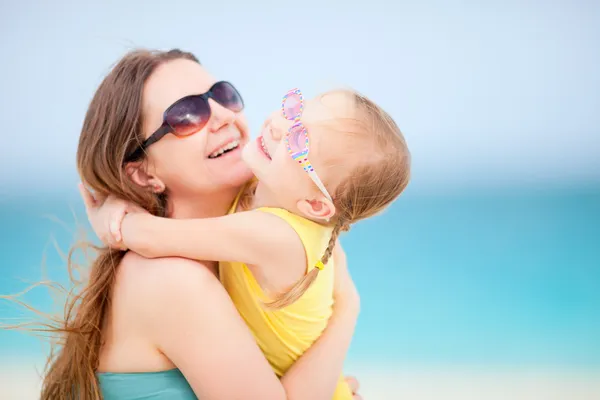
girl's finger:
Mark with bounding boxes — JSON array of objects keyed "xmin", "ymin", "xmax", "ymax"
[
  {"xmin": 109, "ymin": 210, "xmax": 125, "ymax": 243},
  {"xmin": 78, "ymin": 183, "xmax": 97, "ymax": 210},
  {"xmin": 345, "ymin": 376, "xmax": 360, "ymax": 394}
]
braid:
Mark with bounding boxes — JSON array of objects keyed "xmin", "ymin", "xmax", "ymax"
[
  {"xmin": 263, "ymin": 218, "xmax": 347, "ymax": 310},
  {"xmin": 320, "ymin": 218, "xmax": 345, "ymax": 266}
]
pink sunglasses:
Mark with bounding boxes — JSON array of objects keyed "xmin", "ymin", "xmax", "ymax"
[{"xmin": 281, "ymin": 88, "xmax": 332, "ymax": 201}]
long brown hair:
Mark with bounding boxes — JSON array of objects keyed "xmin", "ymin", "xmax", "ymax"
[
  {"xmin": 13, "ymin": 49, "xmax": 199, "ymax": 400},
  {"xmin": 264, "ymin": 90, "xmax": 411, "ymax": 309}
]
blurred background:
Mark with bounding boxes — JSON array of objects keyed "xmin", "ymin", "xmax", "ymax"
[{"xmin": 1, "ymin": 1, "xmax": 599, "ymax": 399}]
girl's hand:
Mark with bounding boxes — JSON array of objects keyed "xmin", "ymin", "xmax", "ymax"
[
  {"xmin": 78, "ymin": 183, "xmax": 146, "ymax": 249},
  {"xmin": 345, "ymin": 376, "xmax": 363, "ymax": 400}
]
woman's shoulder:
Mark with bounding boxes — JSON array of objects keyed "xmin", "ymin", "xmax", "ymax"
[
  {"xmin": 99, "ymin": 253, "xmax": 225, "ymax": 373},
  {"xmin": 116, "ymin": 252, "xmax": 221, "ymax": 305}
]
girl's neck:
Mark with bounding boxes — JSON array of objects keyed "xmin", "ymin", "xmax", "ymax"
[
  {"xmin": 250, "ymin": 182, "xmax": 331, "ymax": 228},
  {"xmin": 248, "ymin": 182, "xmax": 280, "ymax": 211}
]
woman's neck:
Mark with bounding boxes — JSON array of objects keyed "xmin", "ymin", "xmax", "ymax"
[{"xmin": 168, "ymin": 186, "xmax": 241, "ymax": 219}]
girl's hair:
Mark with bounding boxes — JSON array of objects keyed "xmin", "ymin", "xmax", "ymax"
[
  {"xmin": 264, "ymin": 90, "xmax": 411, "ymax": 310},
  {"xmin": 38, "ymin": 48, "xmax": 198, "ymax": 400}
]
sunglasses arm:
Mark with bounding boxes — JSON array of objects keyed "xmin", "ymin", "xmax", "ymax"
[{"xmin": 124, "ymin": 124, "xmax": 172, "ymax": 163}]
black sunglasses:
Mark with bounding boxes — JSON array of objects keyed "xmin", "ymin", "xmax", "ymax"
[{"xmin": 125, "ymin": 81, "xmax": 244, "ymax": 162}]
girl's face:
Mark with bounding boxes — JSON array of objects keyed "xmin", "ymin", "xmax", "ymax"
[{"xmin": 242, "ymin": 91, "xmax": 355, "ymax": 222}]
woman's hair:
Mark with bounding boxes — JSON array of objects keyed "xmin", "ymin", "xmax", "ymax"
[
  {"xmin": 264, "ymin": 90, "xmax": 411, "ymax": 310},
  {"xmin": 40, "ymin": 48, "xmax": 199, "ymax": 400}
]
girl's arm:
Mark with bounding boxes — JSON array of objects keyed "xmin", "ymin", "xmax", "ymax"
[
  {"xmin": 121, "ymin": 208, "xmax": 302, "ymax": 267},
  {"xmin": 79, "ymin": 187, "xmax": 301, "ymax": 268}
]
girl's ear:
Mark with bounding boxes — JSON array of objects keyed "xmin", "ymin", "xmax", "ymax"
[{"xmin": 296, "ymin": 195, "xmax": 336, "ymax": 222}]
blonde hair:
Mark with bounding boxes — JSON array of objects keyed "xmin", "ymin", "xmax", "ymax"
[{"xmin": 263, "ymin": 89, "xmax": 411, "ymax": 310}]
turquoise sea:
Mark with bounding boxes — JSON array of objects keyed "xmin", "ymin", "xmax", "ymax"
[{"xmin": 1, "ymin": 184, "xmax": 599, "ymax": 370}]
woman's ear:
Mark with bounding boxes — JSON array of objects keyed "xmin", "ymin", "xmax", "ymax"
[{"xmin": 125, "ymin": 162, "xmax": 166, "ymax": 193}]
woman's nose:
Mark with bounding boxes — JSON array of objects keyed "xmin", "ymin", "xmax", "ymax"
[{"xmin": 205, "ymin": 98, "xmax": 237, "ymax": 133}]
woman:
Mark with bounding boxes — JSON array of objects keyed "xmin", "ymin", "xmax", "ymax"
[{"xmin": 40, "ymin": 48, "xmax": 362, "ymax": 399}]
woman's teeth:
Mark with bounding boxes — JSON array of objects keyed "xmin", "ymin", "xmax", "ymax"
[{"xmin": 209, "ymin": 140, "xmax": 239, "ymax": 158}]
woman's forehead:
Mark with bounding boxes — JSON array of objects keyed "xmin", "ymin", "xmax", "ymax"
[{"xmin": 143, "ymin": 59, "xmax": 216, "ymax": 115}]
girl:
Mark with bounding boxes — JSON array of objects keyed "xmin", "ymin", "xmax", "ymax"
[{"xmin": 85, "ymin": 87, "xmax": 410, "ymax": 399}]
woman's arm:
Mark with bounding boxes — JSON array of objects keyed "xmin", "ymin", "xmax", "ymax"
[
  {"xmin": 140, "ymin": 255, "xmax": 358, "ymax": 400},
  {"xmin": 281, "ymin": 240, "xmax": 360, "ymax": 398}
]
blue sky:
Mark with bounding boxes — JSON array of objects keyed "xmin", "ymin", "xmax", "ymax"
[{"xmin": 1, "ymin": 0, "xmax": 598, "ymax": 193}]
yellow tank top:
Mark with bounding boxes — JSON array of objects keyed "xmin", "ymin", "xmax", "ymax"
[{"xmin": 219, "ymin": 191, "xmax": 353, "ymax": 400}]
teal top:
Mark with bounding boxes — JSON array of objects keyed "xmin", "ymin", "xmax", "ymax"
[{"xmin": 98, "ymin": 368, "xmax": 197, "ymax": 400}]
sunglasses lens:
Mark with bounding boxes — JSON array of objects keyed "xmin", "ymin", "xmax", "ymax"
[
  {"xmin": 166, "ymin": 97, "xmax": 210, "ymax": 136},
  {"xmin": 163, "ymin": 82, "xmax": 243, "ymax": 137},
  {"xmin": 287, "ymin": 123, "xmax": 308, "ymax": 155},
  {"xmin": 212, "ymin": 81, "xmax": 244, "ymax": 112},
  {"xmin": 282, "ymin": 90, "xmax": 303, "ymax": 120}
]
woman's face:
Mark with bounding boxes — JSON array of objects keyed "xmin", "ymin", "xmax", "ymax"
[{"xmin": 133, "ymin": 58, "xmax": 253, "ymax": 197}]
